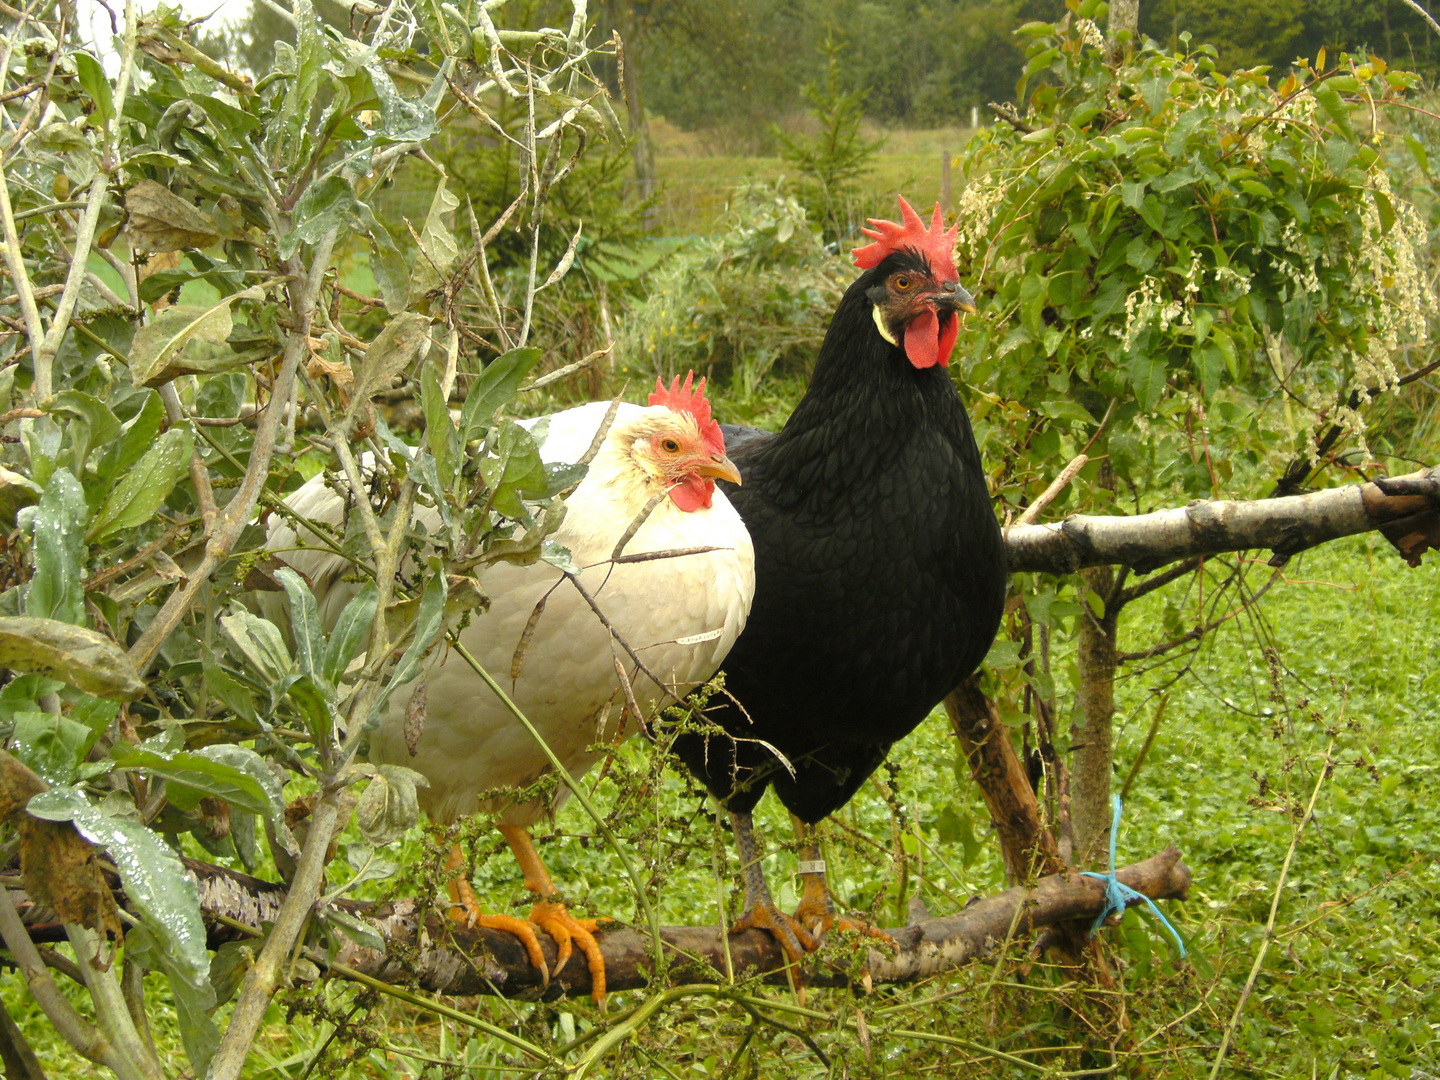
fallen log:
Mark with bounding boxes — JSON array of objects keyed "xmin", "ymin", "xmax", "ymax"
[{"xmin": 14, "ymin": 847, "xmax": 1189, "ymax": 999}]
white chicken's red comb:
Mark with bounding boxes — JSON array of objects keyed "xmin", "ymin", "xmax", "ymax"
[
  {"xmin": 649, "ymin": 372, "xmax": 725, "ymax": 456},
  {"xmin": 851, "ymin": 195, "xmax": 960, "ymax": 283}
]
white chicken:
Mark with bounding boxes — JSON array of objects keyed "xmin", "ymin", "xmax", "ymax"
[{"xmin": 265, "ymin": 374, "xmax": 754, "ymax": 999}]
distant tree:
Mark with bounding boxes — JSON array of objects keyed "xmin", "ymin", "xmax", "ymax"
[{"xmin": 773, "ymin": 36, "xmax": 882, "ymax": 243}]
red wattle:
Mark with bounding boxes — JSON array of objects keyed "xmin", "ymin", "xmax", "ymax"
[
  {"xmin": 669, "ymin": 475, "xmax": 714, "ymax": 513},
  {"xmin": 904, "ymin": 308, "xmax": 941, "ymax": 369},
  {"xmin": 936, "ymin": 312, "xmax": 958, "ymax": 368},
  {"xmin": 903, "ymin": 307, "xmax": 957, "ymax": 369}
]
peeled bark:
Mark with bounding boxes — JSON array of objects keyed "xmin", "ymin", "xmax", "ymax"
[
  {"xmin": 1004, "ymin": 467, "xmax": 1440, "ymax": 576},
  {"xmin": 9, "ymin": 851, "xmax": 1190, "ymax": 999}
]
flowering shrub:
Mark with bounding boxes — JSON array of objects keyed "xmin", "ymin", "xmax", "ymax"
[{"xmin": 953, "ymin": 2, "xmax": 1435, "ymax": 504}]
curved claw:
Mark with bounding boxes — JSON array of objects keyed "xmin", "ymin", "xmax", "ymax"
[
  {"xmin": 531, "ymin": 901, "xmax": 608, "ymax": 1002},
  {"xmin": 448, "ymin": 876, "xmax": 551, "ymax": 985},
  {"xmin": 732, "ymin": 899, "xmax": 819, "ymax": 965}
]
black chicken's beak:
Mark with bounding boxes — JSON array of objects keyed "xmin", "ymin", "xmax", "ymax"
[
  {"xmin": 697, "ymin": 453, "xmax": 743, "ymax": 486},
  {"xmin": 936, "ymin": 280, "xmax": 977, "ymax": 315}
]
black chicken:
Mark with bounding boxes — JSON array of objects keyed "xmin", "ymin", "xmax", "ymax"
[{"xmin": 671, "ymin": 197, "xmax": 1008, "ymax": 958}]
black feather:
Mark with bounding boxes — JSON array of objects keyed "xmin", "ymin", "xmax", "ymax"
[{"xmin": 673, "ymin": 254, "xmax": 1008, "ymax": 824}]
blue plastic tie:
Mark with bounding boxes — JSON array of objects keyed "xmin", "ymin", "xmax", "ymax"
[{"xmin": 1080, "ymin": 795, "xmax": 1186, "ymax": 958}]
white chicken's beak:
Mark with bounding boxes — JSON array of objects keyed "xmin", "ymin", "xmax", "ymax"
[{"xmin": 696, "ymin": 453, "xmax": 742, "ymax": 486}]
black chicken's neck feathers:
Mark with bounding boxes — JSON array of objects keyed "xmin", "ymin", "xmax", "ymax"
[{"xmin": 740, "ymin": 260, "xmax": 981, "ymax": 494}]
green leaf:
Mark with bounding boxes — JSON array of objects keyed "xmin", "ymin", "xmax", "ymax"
[
  {"xmin": 1311, "ymin": 84, "xmax": 1355, "ymax": 140},
  {"xmin": 27, "ymin": 469, "xmax": 87, "ymax": 625},
  {"xmin": 27, "ymin": 785, "xmax": 210, "ymax": 993},
  {"xmin": 421, "ymin": 366, "xmax": 460, "ymax": 490},
  {"xmin": 0, "ymin": 617, "xmax": 144, "ymax": 700},
  {"xmin": 366, "ymin": 566, "xmax": 446, "ymax": 728},
  {"xmin": 406, "ymin": 179, "xmax": 460, "ymax": 304},
  {"xmin": 86, "ymin": 427, "xmax": 193, "ymax": 541},
  {"xmin": 219, "ymin": 607, "xmax": 294, "ymax": 684},
  {"xmin": 322, "ymin": 583, "xmax": 377, "ymax": 686},
  {"xmin": 480, "ymin": 423, "xmax": 548, "ymax": 519},
  {"xmin": 73, "ymin": 53, "xmax": 114, "ymax": 128},
  {"xmin": 275, "ymin": 567, "xmax": 324, "ymax": 682},
  {"xmin": 209, "ymin": 940, "xmax": 256, "ymax": 1009},
  {"xmin": 46, "ymin": 391, "xmax": 120, "ymax": 476},
  {"xmin": 354, "ymin": 764, "xmax": 428, "ymax": 845},
  {"xmin": 127, "ymin": 286, "xmax": 267, "ymax": 386},
  {"xmin": 349, "ymin": 312, "xmax": 433, "ymax": 407},
  {"xmin": 283, "ymin": 672, "xmax": 335, "ymax": 745},
  {"xmin": 124, "ymin": 924, "xmax": 219, "ymax": 1075},
  {"xmin": 94, "ymin": 391, "xmax": 164, "ymax": 493},
  {"xmin": 10, "ymin": 711, "xmax": 97, "ymax": 786},
  {"xmin": 321, "ymin": 907, "xmax": 387, "ymax": 953},
  {"xmin": 1129, "ymin": 353, "xmax": 1168, "ymax": 412},
  {"xmin": 109, "ymin": 744, "xmax": 284, "ymax": 821},
  {"xmin": 280, "ymin": 176, "xmax": 356, "ymax": 260},
  {"xmin": 366, "ymin": 221, "xmax": 410, "ymax": 314},
  {"xmin": 1373, "ymin": 190, "xmax": 1396, "ymax": 235},
  {"xmin": 458, "ymin": 347, "xmax": 544, "ymax": 445}
]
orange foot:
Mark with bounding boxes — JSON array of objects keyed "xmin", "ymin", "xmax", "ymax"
[
  {"xmin": 732, "ymin": 899, "xmax": 819, "ymax": 966},
  {"xmin": 530, "ymin": 900, "xmax": 608, "ymax": 1000},
  {"xmin": 448, "ymin": 876, "xmax": 552, "ymax": 982},
  {"xmin": 794, "ymin": 896, "xmax": 895, "ymax": 945}
]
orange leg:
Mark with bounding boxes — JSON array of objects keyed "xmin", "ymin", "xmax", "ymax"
[
  {"xmin": 445, "ymin": 845, "xmax": 552, "ymax": 980},
  {"xmin": 497, "ymin": 825, "xmax": 609, "ymax": 1003},
  {"xmin": 790, "ymin": 817, "xmax": 893, "ymax": 946}
]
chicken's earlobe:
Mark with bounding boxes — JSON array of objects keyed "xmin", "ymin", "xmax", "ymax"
[{"xmin": 871, "ymin": 303, "xmax": 899, "ymax": 347}]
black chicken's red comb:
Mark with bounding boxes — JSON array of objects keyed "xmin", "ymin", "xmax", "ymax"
[{"xmin": 852, "ymin": 195, "xmax": 959, "ymax": 283}]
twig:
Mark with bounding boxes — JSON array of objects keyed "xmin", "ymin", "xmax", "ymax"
[
  {"xmin": 1118, "ymin": 693, "xmax": 1167, "ymax": 803},
  {"xmin": 30, "ymin": 0, "xmax": 139, "ymax": 399},
  {"xmin": 1396, "ymin": 0, "xmax": 1440, "ymax": 38},
  {"xmin": 158, "ymin": 383, "xmax": 218, "ymax": 533},
  {"xmin": 1010, "ymin": 454, "xmax": 1089, "ymax": 531},
  {"xmin": 1116, "ymin": 565, "xmax": 1282, "ymax": 662},
  {"xmin": 1208, "ymin": 732, "xmax": 1337, "ymax": 1078},
  {"xmin": 127, "ymin": 229, "xmax": 338, "ymax": 674},
  {"xmin": 521, "ymin": 344, "xmax": 613, "ymax": 391}
]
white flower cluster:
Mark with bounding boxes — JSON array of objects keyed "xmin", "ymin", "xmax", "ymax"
[
  {"xmin": 1212, "ymin": 265, "xmax": 1252, "ymax": 295},
  {"xmin": 1075, "ymin": 18, "xmax": 1105, "ymax": 49},
  {"xmin": 1121, "ymin": 275, "xmax": 1187, "ymax": 350},
  {"xmin": 953, "ymin": 177, "xmax": 1006, "ymax": 259},
  {"xmin": 1272, "ymin": 221, "xmax": 1323, "ymax": 298}
]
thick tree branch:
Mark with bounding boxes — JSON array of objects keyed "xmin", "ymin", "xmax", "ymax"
[
  {"xmin": 1005, "ymin": 467, "xmax": 1440, "ymax": 575},
  {"xmin": 13, "ymin": 850, "xmax": 1188, "ymax": 999}
]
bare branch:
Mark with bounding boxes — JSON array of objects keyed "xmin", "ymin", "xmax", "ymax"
[
  {"xmin": 1009, "ymin": 454, "xmax": 1088, "ymax": 531},
  {"xmin": 1006, "ymin": 467, "xmax": 1440, "ymax": 575}
]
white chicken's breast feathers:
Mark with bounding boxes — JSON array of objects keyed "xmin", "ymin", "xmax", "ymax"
[{"xmin": 264, "ymin": 400, "xmax": 754, "ymax": 827}]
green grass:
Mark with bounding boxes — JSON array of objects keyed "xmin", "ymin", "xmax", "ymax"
[
  {"xmin": 12, "ymin": 532, "xmax": 1434, "ymax": 1077},
  {"xmin": 649, "ymin": 123, "xmax": 977, "ymax": 236}
]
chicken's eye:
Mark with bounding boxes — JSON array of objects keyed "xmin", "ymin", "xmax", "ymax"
[
  {"xmin": 662, "ymin": 438, "xmax": 681, "ymax": 453},
  {"xmin": 894, "ymin": 275, "xmax": 913, "ymax": 291}
]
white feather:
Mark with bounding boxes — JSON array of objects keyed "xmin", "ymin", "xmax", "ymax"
[{"xmin": 264, "ymin": 401, "xmax": 754, "ymax": 827}]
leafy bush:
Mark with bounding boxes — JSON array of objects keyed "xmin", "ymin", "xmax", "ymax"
[
  {"xmin": 953, "ymin": 10, "xmax": 1436, "ymax": 511},
  {"xmin": 617, "ymin": 184, "xmax": 851, "ymax": 411}
]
